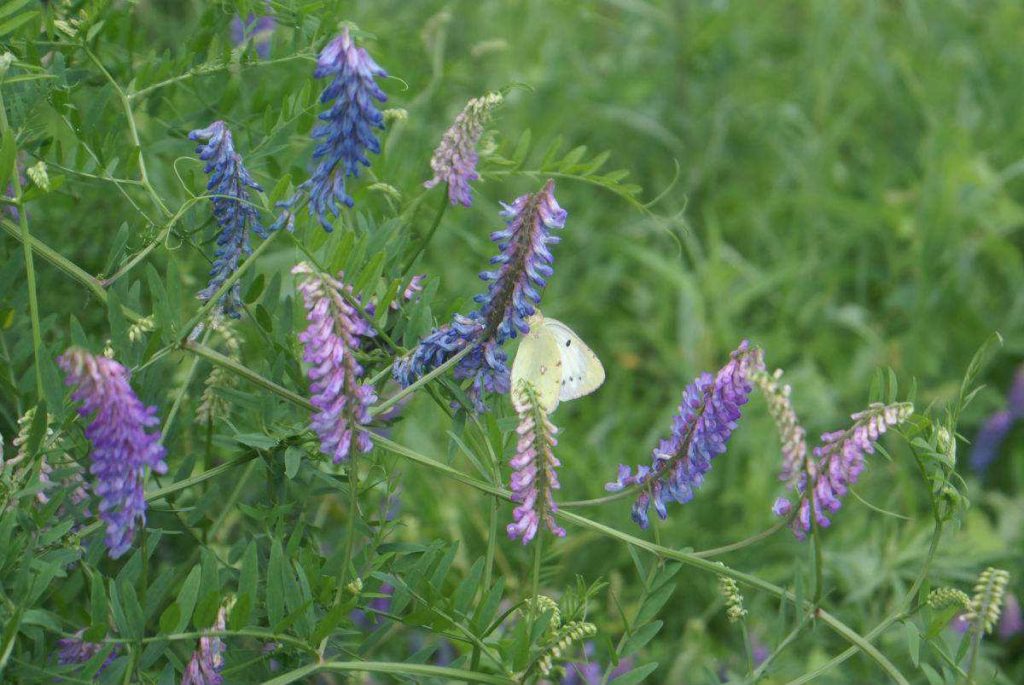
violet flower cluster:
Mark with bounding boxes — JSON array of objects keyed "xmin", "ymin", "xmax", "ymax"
[
  {"xmin": 606, "ymin": 341, "xmax": 762, "ymax": 529},
  {"xmin": 424, "ymin": 92, "xmax": 503, "ymax": 206},
  {"xmin": 57, "ymin": 630, "xmax": 117, "ymax": 672},
  {"xmin": 293, "ymin": 263, "xmax": 377, "ymax": 463},
  {"xmin": 508, "ymin": 381, "xmax": 566, "ymax": 544},
  {"xmin": 59, "ymin": 347, "xmax": 168, "ymax": 558},
  {"xmin": 182, "ymin": 606, "xmax": 227, "ymax": 685},
  {"xmin": 970, "ymin": 364, "xmax": 1024, "ymax": 474},
  {"xmin": 394, "ymin": 180, "xmax": 565, "ymax": 411},
  {"xmin": 276, "ymin": 27, "xmax": 387, "ymax": 231},
  {"xmin": 562, "ymin": 643, "xmax": 634, "ymax": 685},
  {"xmin": 230, "ymin": 11, "xmax": 275, "ymax": 59},
  {"xmin": 773, "ymin": 401, "xmax": 913, "ymax": 538},
  {"xmin": 189, "ymin": 120, "xmax": 265, "ymax": 318}
]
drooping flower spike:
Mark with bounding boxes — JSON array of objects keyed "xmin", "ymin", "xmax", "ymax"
[
  {"xmin": 188, "ymin": 120, "xmax": 265, "ymax": 319},
  {"xmin": 394, "ymin": 180, "xmax": 565, "ymax": 411},
  {"xmin": 58, "ymin": 348, "xmax": 168, "ymax": 558},
  {"xmin": 230, "ymin": 11, "xmax": 276, "ymax": 59},
  {"xmin": 57, "ymin": 630, "xmax": 118, "ymax": 672},
  {"xmin": 774, "ymin": 401, "xmax": 913, "ymax": 538},
  {"xmin": 424, "ymin": 92, "xmax": 503, "ymax": 206},
  {"xmin": 970, "ymin": 364, "xmax": 1024, "ymax": 474},
  {"xmin": 606, "ymin": 341, "xmax": 762, "ymax": 529},
  {"xmin": 507, "ymin": 380, "xmax": 566, "ymax": 544},
  {"xmin": 182, "ymin": 605, "xmax": 228, "ymax": 685},
  {"xmin": 293, "ymin": 263, "xmax": 377, "ymax": 463},
  {"xmin": 276, "ymin": 27, "xmax": 387, "ymax": 231},
  {"xmin": 746, "ymin": 354, "xmax": 808, "ymax": 485}
]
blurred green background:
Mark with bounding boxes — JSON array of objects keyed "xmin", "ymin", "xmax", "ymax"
[{"xmin": 2, "ymin": 0, "xmax": 1022, "ymax": 682}]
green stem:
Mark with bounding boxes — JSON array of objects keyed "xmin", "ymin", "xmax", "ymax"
[
  {"xmin": 370, "ymin": 345, "xmax": 474, "ymax": 416},
  {"xmin": 402, "ymin": 187, "xmax": 449, "ymax": 272},
  {"xmin": 184, "ymin": 342, "xmax": 311, "ymax": 410},
  {"xmin": 0, "ymin": 91, "xmax": 43, "ymax": 399},
  {"xmin": 371, "ymin": 437, "xmax": 909, "ymax": 685},
  {"xmin": 746, "ymin": 611, "xmax": 813, "ymax": 683},
  {"xmin": 262, "ymin": 661, "xmax": 515, "ymax": 685},
  {"xmin": 76, "ymin": 452, "xmax": 259, "ymax": 540},
  {"xmin": 531, "ymin": 532, "xmax": 544, "ymax": 599},
  {"xmin": 179, "ymin": 230, "xmax": 282, "ymax": 340},
  {"xmin": 128, "ymin": 54, "xmax": 315, "ymax": 101},
  {"xmin": 84, "ymin": 47, "xmax": 171, "ymax": 218}
]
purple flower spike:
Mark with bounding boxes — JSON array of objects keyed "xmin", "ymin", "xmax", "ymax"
[
  {"xmin": 606, "ymin": 342, "xmax": 762, "ymax": 529},
  {"xmin": 59, "ymin": 348, "xmax": 167, "ymax": 559},
  {"xmin": 293, "ymin": 263, "xmax": 377, "ymax": 463},
  {"xmin": 562, "ymin": 643, "xmax": 634, "ymax": 685},
  {"xmin": 999, "ymin": 592, "xmax": 1023, "ymax": 640},
  {"xmin": 777, "ymin": 401, "xmax": 913, "ymax": 538},
  {"xmin": 276, "ymin": 27, "xmax": 387, "ymax": 231},
  {"xmin": 424, "ymin": 93, "xmax": 502, "ymax": 206},
  {"xmin": 230, "ymin": 11, "xmax": 276, "ymax": 59},
  {"xmin": 394, "ymin": 180, "xmax": 565, "ymax": 412},
  {"xmin": 970, "ymin": 364, "xmax": 1024, "ymax": 474},
  {"xmin": 57, "ymin": 630, "xmax": 118, "ymax": 672},
  {"xmin": 182, "ymin": 606, "xmax": 227, "ymax": 685},
  {"xmin": 188, "ymin": 121, "xmax": 265, "ymax": 318},
  {"xmin": 507, "ymin": 381, "xmax": 565, "ymax": 544}
]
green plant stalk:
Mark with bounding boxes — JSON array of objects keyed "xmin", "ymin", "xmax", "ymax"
[
  {"xmin": 781, "ymin": 520, "xmax": 945, "ymax": 685},
  {"xmin": 84, "ymin": 47, "xmax": 171, "ymax": 218},
  {"xmin": 0, "ymin": 90, "xmax": 43, "ymax": 399},
  {"xmin": 369, "ymin": 435, "xmax": 909, "ymax": 684},
  {"xmin": 128, "ymin": 54, "xmax": 315, "ymax": 101},
  {"xmin": 0, "ymin": 217, "xmax": 144, "ymax": 320},
  {"xmin": 178, "ymin": 229, "xmax": 283, "ymax": 341},
  {"xmin": 403, "ymin": 186, "xmax": 449, "ymax": 272},
  {"xmin": 76, "ymin": 451, "xmax": 260, "ymax": 541},
  {"xmin": 746, "ymin": 611, "xmax": 813, "ymax": 684},
  {"xmin": 319, "ymin": 460, "xmax": 361, "ymax": 658},
  {"xmin": 172, "ymin": 345, "xmax": 909, "ymax": 684},
  {"xmin": 262, "ymin": 661, "xmax": 516, "ymax": 685}
]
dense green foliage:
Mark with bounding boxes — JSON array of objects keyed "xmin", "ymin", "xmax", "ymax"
[{"xmin": 0, "ymin": 1, "xmax": 1021, "ymax": 683}]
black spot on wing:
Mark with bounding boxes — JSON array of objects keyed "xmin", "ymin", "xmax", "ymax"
[{"xmin": 565, "ymin": 340, "xmax": 571, "ymax": 347}]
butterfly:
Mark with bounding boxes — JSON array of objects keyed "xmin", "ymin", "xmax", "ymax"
[{"xmin": 510, "ymin": 311, "xmax": 606, "ymax": 413}]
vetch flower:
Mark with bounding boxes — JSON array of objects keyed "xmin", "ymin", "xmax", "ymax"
[
  {"xmin": 747, "ymin": 357, "xmax": 808, "ymax": 485},
  {"xmin": 507, "ymin": 380, "xmax": 565, "ymax": 544},
  {"xmin": 970, "ymin": 365, "xmax": 1024, "ymax": 474},
  {"xmin": 966, "ymin": 567, "xmax": 1010, "ymax": 635},
  {"xmin": 561, "ymin": 643, "xmax": 634, "ymax": 685},
  {"xmin": 606, "ymin": 341, "xmax": 762, "ymax": 528},
  {"xmin": 394, "ymin": 180, "xmax": 565, "ymax": 411},
  {"xmin": 59, "ymin": 347, "xmax": 167, "ymax": 558},
  {"xmin": 999, "ymin": 592, "xmax": 1022, "ymax": 640},
  {"xmin": 424, "ymin": 92, "xmax": 503, "ymax": 206},
  {"xmin": 776, "ymin": 401, "xmax": 913, "ymax": 539},
  {"xmin": 293, "ymin": 263, "xmax": 376, "ymax": 463},
  {"xmin": 182, "ymin": 605, "xmax": 227, "ymax": 685},
  {"xmin": 57, "ymin": 630, "xmax": 117, "ymax": 672},
  {"xmin": 230, "ymin": 11, "xmax": 275, "ymax": 59},
  {"xmin": 189, "ymin": 121, "xmax": 265, "ymax": 318},
  {"xmin": 276, "ymin": 27, "xmax": 387, "ymax": 231}
]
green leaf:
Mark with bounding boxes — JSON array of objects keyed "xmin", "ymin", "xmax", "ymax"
[
  {"xmin": 266, "ymin": 539, "xmax": 286, "ymax": 628},
  {"xmin": 174, "ymin": 566, "xmax": 202, "ymax": 633},
  {"xmin": 88, "ymin": 570, "xmax": 108, "ymax": 640},
  {"xmin": 285, "ymin": 446, "xmax": 303, "ymax": 479},
  {"xmin": 621, "ymin": 620, "xmax": 662, "ymax": 657},
  {"xmin": 0, "ymin": 0, "xmax": 35, "ymax": 22},
  {"xmin": 0, "ymin": 130, "xmax": 15, "ymax": 191},
  {"xmin": 158, "ymin": 603, "xmax": 180, "ymax": 634},
  {"xmin": 610, "ymin": 662, "xmax": 659, "ymax": 685},
  {"xmin": 904, "ymin": 621, "xmax": 920, "ymax": 668},
  {"xmin": 0, "ymin": 9, "xmax": 37, "ymax": 38},
  {"xmin": 453, "ymin": 558, "xmax": 484, "ymax": 616}
]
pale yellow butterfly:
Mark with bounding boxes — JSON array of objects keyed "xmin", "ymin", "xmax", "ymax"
[{"xmin": 510, "ymin": 311, "xmax": 605, "ymax": 413}]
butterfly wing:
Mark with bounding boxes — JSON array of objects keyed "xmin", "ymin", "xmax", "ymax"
[
  {"xmin": 510, "ymin": 314, "xmax": 563, "ymax": 412},
  {"xmin": 543, "ymin": 317, "xmax": 605, "ymax": 401}
]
